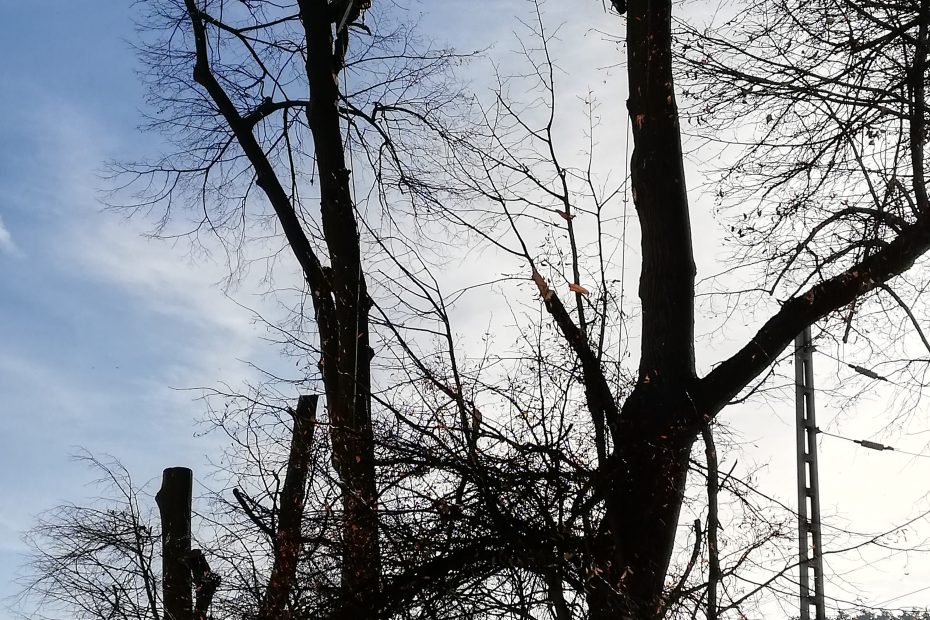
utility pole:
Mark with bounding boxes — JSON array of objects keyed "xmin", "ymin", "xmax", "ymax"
[{"xmin": 795, "ymin": 326, "xmax": 826, "ymax": 620}]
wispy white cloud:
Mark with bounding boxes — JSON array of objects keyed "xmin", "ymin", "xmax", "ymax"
[
  {"xmin": 31, "ymin": 98, "xmax": 286, "ymax": 378},
  {"xmin": 0, "ymin": 215, "xmax": 20, "ymax": 256},
  {"xmin": 0, "ymin": 98, "xmax": 290, "ymax": 492}
]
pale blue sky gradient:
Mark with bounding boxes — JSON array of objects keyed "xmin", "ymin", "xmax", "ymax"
[{"xmin": 0, "ymin": 1, "xmax": 277, "ymax": 608}]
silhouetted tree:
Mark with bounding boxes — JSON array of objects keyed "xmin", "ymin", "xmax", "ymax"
[{"xmin": 22, "ymin": 0, "xmax": 930, "ymax": 618}]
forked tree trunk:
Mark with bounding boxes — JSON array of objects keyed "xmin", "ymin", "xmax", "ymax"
[
  {"xmin": 585, "ymin": 0, "xmax": 699, "ymax": 614},
  {"xmin": 586, "ymin": 391, "xmax": 698, "ymax": 619},
  {"xmin": 182, "ymin": 2, "xmax": 382, "ymax": 615}
]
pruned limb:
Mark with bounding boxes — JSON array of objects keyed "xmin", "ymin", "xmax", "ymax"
[
  {"xmin": 184, "ymin": 549, "xmax": 220, "ymax": 620},
  {"xmin": 155, "ymin": 467, "xmax": 193, "ymax": 620},
  {"xmin": 532, "ymin": 270, "xmax": 618, "ymax": 461},
  {"xmin": 232, "ymin": 488, "xmax": 275, "ymax": 539},
  {"xmin": 259, "ymin": 394, "xmax": 319, "ymax": 620}
]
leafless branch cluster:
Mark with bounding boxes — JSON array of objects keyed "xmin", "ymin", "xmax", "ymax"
[{"xmin": 19, "ymin": 0, "xmax": 930, "ymax": 618}]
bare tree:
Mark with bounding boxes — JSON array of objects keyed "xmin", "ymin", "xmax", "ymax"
[
  {"xmin": 20, "ymin": 453, "xmax": 161, "ymax": 620},
  {"xmin": 22, "ymin": 0, "xmax": 930, "ymax": 618}
]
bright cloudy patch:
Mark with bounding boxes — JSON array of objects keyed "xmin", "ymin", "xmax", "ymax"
[
  {"xmin": 0, "ymin": 215, "xmax": 19, "ymax": 256},
  {"xmin": 31, "ymin": 98, "xmax": 283, "ymax": 375}
]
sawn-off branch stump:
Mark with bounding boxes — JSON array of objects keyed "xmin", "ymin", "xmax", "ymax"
[{"xmin": 156, "ymin": 467, "xmax": 194, "ymax": 620}]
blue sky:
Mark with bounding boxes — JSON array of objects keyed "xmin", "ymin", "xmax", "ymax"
[
  {"xmin": 3, "ymin": 1, "xmax": 930, "ymax": 617},
  {"xmin": 0, "ymin": 0, "xmax": 278, "ymax": 606}
]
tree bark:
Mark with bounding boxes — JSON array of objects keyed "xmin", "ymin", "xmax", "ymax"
[
  {"xmin": 155, "ymin": 467, "xmax": 193, "ymax": 620},
  {"xmin": 259, "ymin": 395, "xmax": 318, "ymax": 620},
  {"xmin": 296, "ymin": 3, "xmax": 381, "ymax": 617},
  {"xmin": 584, "ymin": 0, "xmax": 700, "ymax": 616},
  {"xmin": 587, "ymin": 406, "xmax": 696, "ymax": 619},
  {"xmin": 626, "ymin": 0, "xmax": 696, "ymax": 386}
]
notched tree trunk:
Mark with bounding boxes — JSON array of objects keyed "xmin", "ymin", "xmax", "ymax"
[{"xmin": 156, "ymin": 467, "xmax": 194, "ymax": 620}]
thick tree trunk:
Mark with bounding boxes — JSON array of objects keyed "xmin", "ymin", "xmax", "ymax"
[
  {"xmin": 587, "ymin": 391, "xmax": 697, "ymax": 619},
  {"xmin": 587, "ymin": 0, "xmax": 699, "ymax": 615},
  {"xmin": 626, "ymin": 0, "xmax": 695, "ymax": 384},
  {"xmin": 297, "ymin": 3, "xmax": 381, "ymax": 617},
  {"xmin": 155, "ymin": 467, "xmax": 194, "ymax": 620}
]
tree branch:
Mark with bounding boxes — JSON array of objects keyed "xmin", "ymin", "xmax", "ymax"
[
  {"xmin": 532, "ymin": 270, "xmax": 618, "ymax": 458},
  {"xmin": 697, "ymin": 216, "xmax": 930, "ymax": 416},
  {"xmin": 259, "ymin": 394, "xmax": 318, "ymax": 620},
  {"xmin": 702, "ymin": 425, "xmax": 719, "ymax": 620}
]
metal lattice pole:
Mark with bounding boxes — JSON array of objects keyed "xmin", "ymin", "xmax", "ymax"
[{"xmin": 795, "ymin": 326, "xmax": 826, "ymax": 620}]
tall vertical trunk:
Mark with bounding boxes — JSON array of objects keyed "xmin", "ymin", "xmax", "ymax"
[
  {"xmin": 586, "ymin": 0, "xmax": 699, "ymax": 616},
  {"xmin": 626, "ymin": 0, "xmax": 696, "ymax": 385},
  {"xmin": 297, "ymin": 3, "xmax": 381, "ymax": 616}
]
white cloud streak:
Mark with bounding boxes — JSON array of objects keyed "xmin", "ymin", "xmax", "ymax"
[{"xmin": 0, "ymin": 215, "xmax": 19, "ymax": 256}]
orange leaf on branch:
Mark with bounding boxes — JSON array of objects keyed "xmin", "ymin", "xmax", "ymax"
[{"xmin": 568, "ymin": 283, "xmax": 590, "ymax": 296}]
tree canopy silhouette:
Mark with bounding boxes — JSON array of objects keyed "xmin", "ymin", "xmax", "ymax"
[{"xmin": 20, "ymin": 0, "xmax": 930, "ymax": 618}]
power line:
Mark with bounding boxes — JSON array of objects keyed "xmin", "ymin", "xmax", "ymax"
[
  {"xmin": 818, "ymin": 349, "xmax": 892, "ymax": 382},
  {"xmin": 816, "ymin": 349, "xmax": 929, "ymax": 397},
  {"xmin": 876, "ymin": 584, "xmax": 930, "ymax": 607},
  {"xmin": 817, "ymin": 428, "xmax": 930, "ymax": 461}
]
